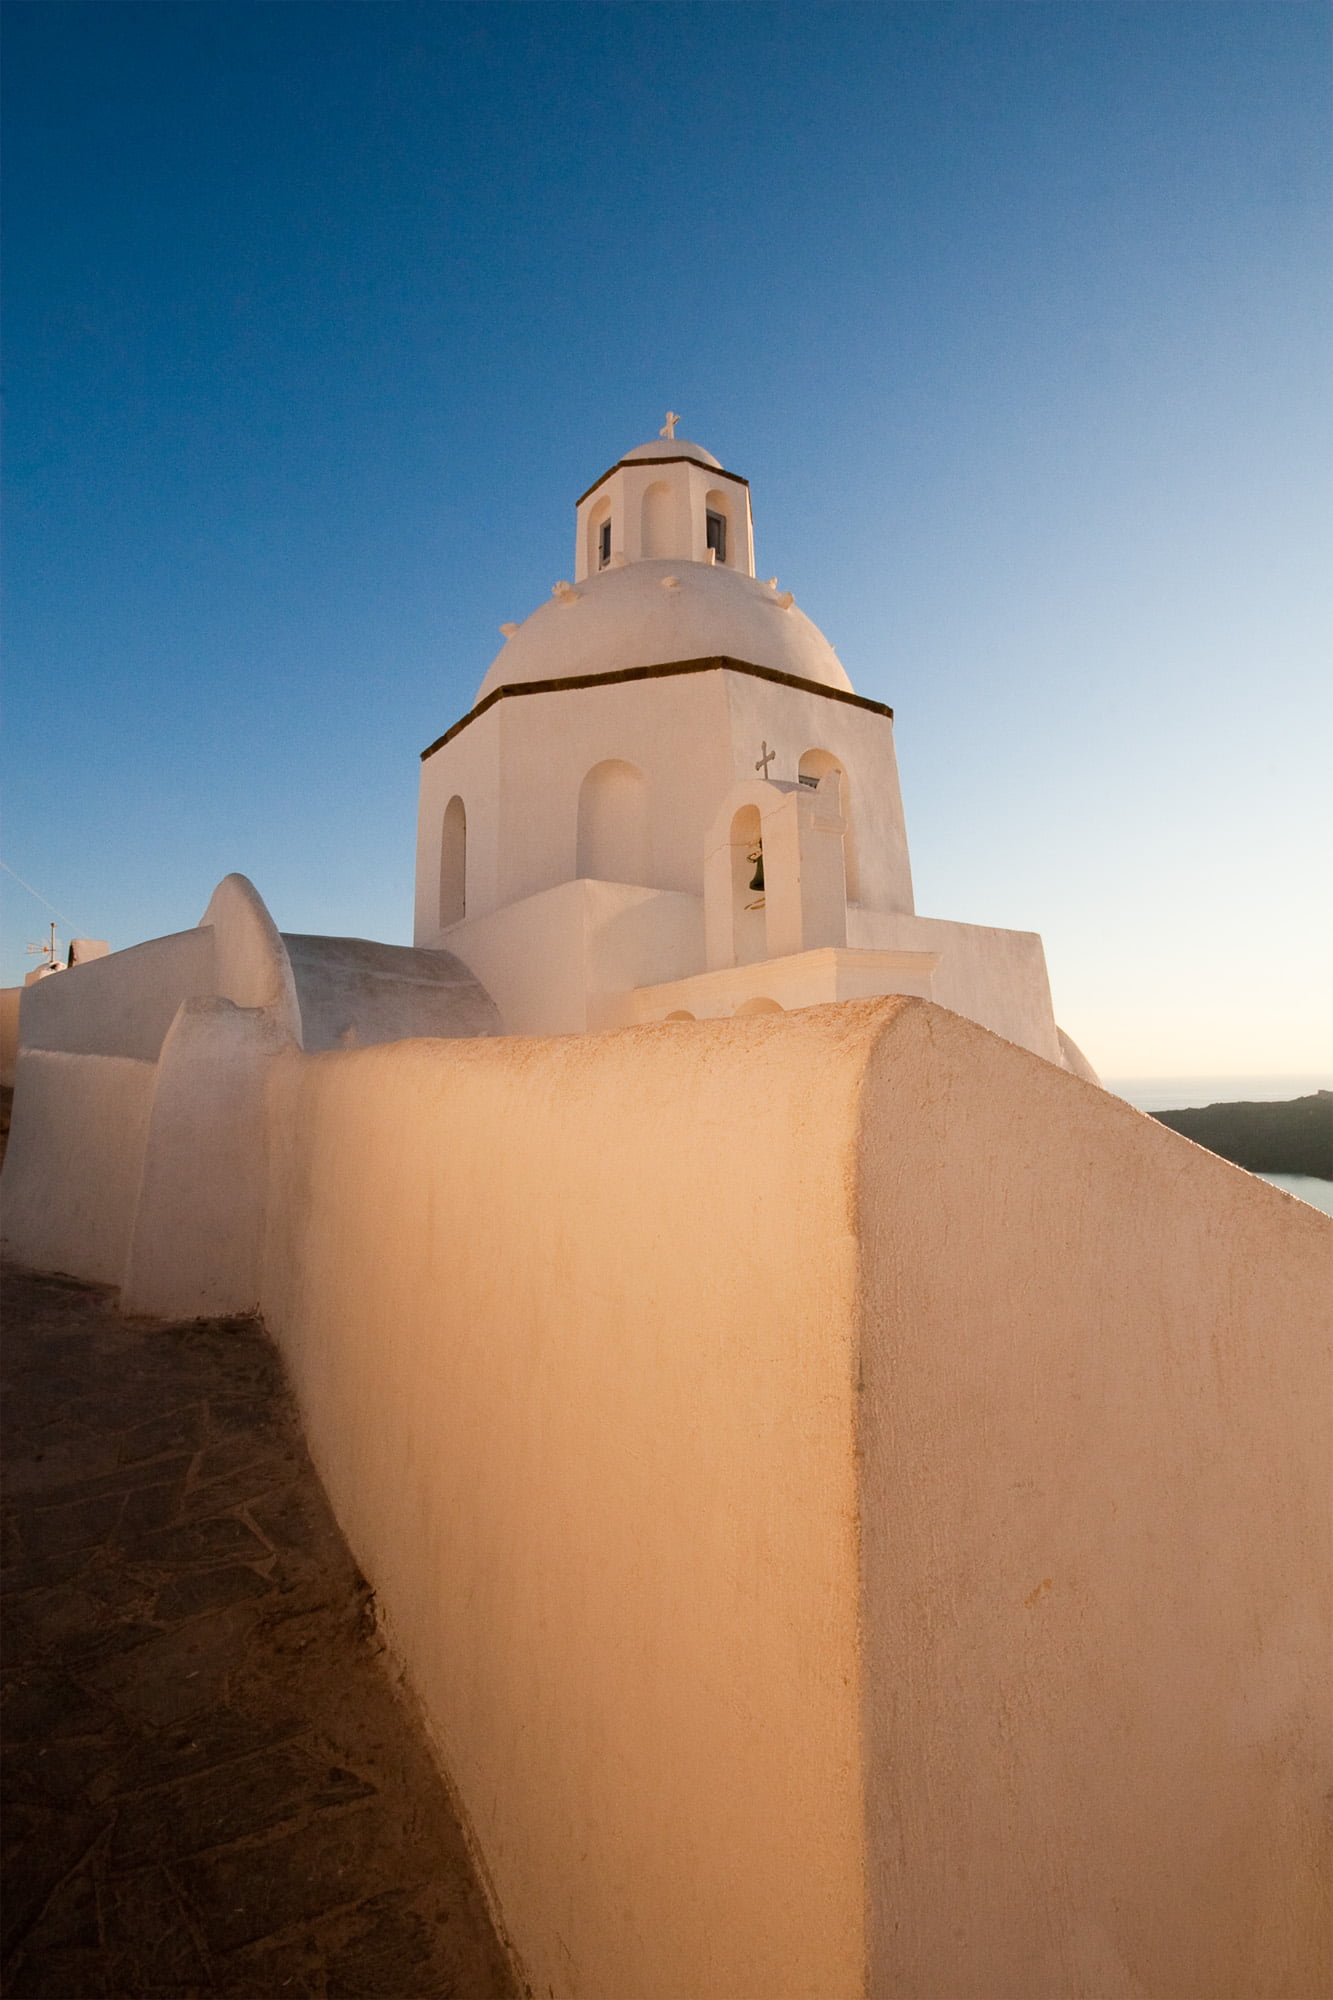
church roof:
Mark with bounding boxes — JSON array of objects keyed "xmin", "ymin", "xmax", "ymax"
[
  {"xmin": 618, "ymin": 437, "xmax": 721, "ymax": 467},
  {"xmin": 476, "ymin": 558, "xmax": 853, "ymax": 703}
]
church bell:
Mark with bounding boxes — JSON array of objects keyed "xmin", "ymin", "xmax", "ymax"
[{"xmin": 748, "ymin": 846, "xmax": 764, "ymax": 893}]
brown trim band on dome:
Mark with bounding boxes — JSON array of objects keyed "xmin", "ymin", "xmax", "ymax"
[
  {"xmin": 574, "ymin": 458, "xmax": 750, "ymax": 509},
  {"xmin": 420, "ymin": 656, "xmax": 893, "ymax": 761}
]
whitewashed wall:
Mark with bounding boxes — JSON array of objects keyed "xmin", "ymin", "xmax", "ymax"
[
  {"xmin": 259, "ymin": 1011, "xmax": 872, "ymax": 2000},
  {"xmin": 3, "ymin": 977, "xmax": 1327, "ymax": 1999},
  {"xmin": 2, "ymin": 1049, "xmax": 156, "ymax": 1282},
  {"xmin": 855, "ymin": 1007, "xmax": 1332, "ymax": 2000},
  {"xmin": 253, "ymin": 1000, "xmax": 1330, "ymax": 2000}
]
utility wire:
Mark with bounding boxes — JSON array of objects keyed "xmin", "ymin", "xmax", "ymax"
[{"xmin": 0, "ymin": 859, "xmax": 87, "ymax": 936}]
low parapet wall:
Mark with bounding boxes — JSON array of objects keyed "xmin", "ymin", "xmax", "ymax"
[
  {"xmin": 1, "ymin": 989, "xmax": 1327, "ymax": 1996},
  {"xmin": 254, "ymin": 1000, "xmax": 1328, "ymax": 2000}
]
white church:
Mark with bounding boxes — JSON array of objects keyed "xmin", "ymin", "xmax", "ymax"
[
  {"xmin": 412, "ymin": 417, "xmax": 1098, "ymax": 1071},
  {"xmin": 2, "ymin": 422, "xmax": 1325, "ymax": 2000}
]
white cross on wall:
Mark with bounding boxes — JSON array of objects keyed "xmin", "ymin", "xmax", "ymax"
[{"xmin": 755, "ymin": 742, "xmax": 776, "ymax": 778}]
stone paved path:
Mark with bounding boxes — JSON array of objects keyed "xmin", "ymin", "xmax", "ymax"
[{"xmin": 1, "ymin": 1263, "xmax": 519, "ymax": 1999}]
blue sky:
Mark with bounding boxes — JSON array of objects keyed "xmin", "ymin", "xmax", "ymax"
[{"xmin": 3, "ymin": 0, "xmax": 1329, "ymax": 1074}]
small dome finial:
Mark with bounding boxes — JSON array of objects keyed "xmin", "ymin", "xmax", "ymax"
[{"xmin": 659, "ymin": 410, "xmax": 680, "ymax": 440}]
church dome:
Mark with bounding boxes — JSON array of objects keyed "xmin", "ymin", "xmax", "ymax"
[
  {"xmin": 476, "ymin": 558, "xmax": 853, "ymax": 703},
  {"xmin": 617, "ymin": 437, "xmax": 721, "ymax": 468}
]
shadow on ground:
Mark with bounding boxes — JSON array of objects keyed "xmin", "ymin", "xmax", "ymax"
[{"xmin": 1, "ymin": 1263, "xmax": 518, "ymax": 1999}]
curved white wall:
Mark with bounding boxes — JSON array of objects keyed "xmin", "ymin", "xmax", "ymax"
[
  {"xmin": 281, "ymin": 934, "xmax": 500, "ymax": 1052},
  {"xmin": 479, "ymin": 561, "xmax": 843, "ymax": 702},
  {"xmin": 251, "ymin": 999, "xmax": 1328, "ymax": 2000},
  {"xmin": 200, "ymin": 873, "xmax": 301, "ymax": 1037}
]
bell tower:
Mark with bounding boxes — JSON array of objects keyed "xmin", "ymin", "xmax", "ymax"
[{"xmin": 573, "ymin": 421, "xmax": 755, "ymax": 581}]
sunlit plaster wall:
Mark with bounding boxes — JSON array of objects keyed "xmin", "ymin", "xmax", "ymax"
[
  {"xmin": 260, "ymin": 1013, "xmax": 873, "ymax": 2000},
  {"xmin": 254, "ymin": 1000, "xmax": 1329, "ymax": 2000}
]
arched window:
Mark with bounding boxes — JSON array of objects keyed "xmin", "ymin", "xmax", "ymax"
[
  {"xmin": 587, "ymin": 499, "xmax": 612, "ymax": 574},
  {"xmin": 729, "ymin": 803, "xmax": 766, "ymax": 966},
  {"xmin": 439, "ymin": 795, "xmax": 467, "ymax": 928},
  {"xmin": 577, "ymin": 760, "xmax": 650, "ymax": 884},
  {"xmin": 641, "ymin": 481, "xmax": 672, "ymax": 558},
  {"xmin": 704, "ymin": 489, "xmax": 731, "ymax": 565},
  {"xmin": 798, "ymin": 749, "xmax": 858, "ymax": 901}
]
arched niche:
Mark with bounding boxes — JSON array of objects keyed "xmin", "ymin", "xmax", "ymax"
[
  {"xmin": 577, "ymin": 760, "xmax": 650, "ymax": 884},
  {"xmin": 734, "ymin": 996, "xmax": 783, "ymax": 1016},
  {"xmin": 586, "ymin": 497, "xmax": 612, "ymax": 575},
  {"xmin": 729, "ymin": 803, "xmax": 766, "ymax": 966},
  {"xmin": 439, "ymin": 795, "xmax": 467, "ymax": 928},
  {"xmin": 665, "ymin": 1009, "xmax": 695, "ymax": 1021},
  {"xmin": 704, "ymin": 488, "xmax": 732, "ymax": 566},
  {"xmin": 798, "ymin": 748, "xmax": 858, "ymax": 901},
  {"xmin": 640, "ymin": 481, "xmax": 673, "ymax": 559}
]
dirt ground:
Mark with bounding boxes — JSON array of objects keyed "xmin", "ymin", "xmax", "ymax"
[{"xmin": 0, "ymin": 1261, "xmax": 519, "ymax": 1999}]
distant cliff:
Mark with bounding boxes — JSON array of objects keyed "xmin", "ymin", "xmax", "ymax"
[{"xmin": 1151, "ymin": 1092, "xmax": 1332, "ymax": 1180}]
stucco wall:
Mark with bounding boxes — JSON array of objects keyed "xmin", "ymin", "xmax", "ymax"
[
  {"xmin": 259, "ymin": 1014, "xmax": 875, "ymax": 2000},
  {"xmin": 16, "ymin": 927, "xmax": 217, "ymax": 1061},
  {"xmin": 856, "ymin": 1007, "xmax": 1332, "ymax": 1999},
  {"xmin": 121, "ymin": 999, "xmax": 293, "ymax": 1319},
  {"xmin": 201, "ymin": 874, "xmax": 300, "ymax": 1036},
  {"xmin": 442, "ymin": 878, "xmax": 704, "ymax": 1035},
  {"xmin": 4, "ymin": 985, "xmax": 1326, "ymax": 1998},
  {"xmin": 0, "ymin": 1049, "xmax": 156, "ymax": 1282},
  {"xmin": 850, "ymin": 907, "xmax": 1063, "ymax": 1062},
  {"xmin": 280, "ymin": 934, "xmax": 501, "ymax": 1051},
  {"xmin": 722, "ymin": 671, "xmax": 913, "ymax": 915},
  {"xmin": 416, "ymin": 668, "xmax": 910, "ymax": 949},
  {"xmin": 253, "ymin": 999, "xmax": 1329, "ymax": 2000}
]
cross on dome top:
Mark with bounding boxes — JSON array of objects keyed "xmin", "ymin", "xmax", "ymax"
[{"xmin": 659, "ymin": 411, "xmax": 680, "ymax": 439}]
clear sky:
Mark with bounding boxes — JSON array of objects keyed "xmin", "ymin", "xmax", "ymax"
[{"xmin": 3, "ymin": 1, "xmax": 1329, "ymax": 1076}]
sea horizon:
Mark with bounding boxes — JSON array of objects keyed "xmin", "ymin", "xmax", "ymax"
[{"xmin": 1104, "ymin": 1074, "xmax": 1332, "ymax": 1114}]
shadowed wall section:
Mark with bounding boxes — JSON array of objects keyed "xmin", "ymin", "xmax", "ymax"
[
  {"xmin": 281, "ymin": 934, "xmax": 499, "ymax": 1051},
  {"xmin": 855, "ymin": 1015, "xmax": 1331, "ymax": 2000}
]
